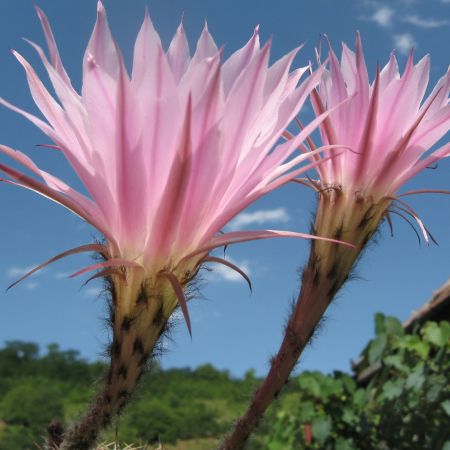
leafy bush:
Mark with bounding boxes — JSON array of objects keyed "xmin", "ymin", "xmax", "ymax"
[{"xmin": 263, "ymin": 315, "xmax": 450, "ymax": 450}]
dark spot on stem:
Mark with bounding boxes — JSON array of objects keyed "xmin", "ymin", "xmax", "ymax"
[
  {"xmin": 327, "ymin": 280, "xmax": 340, "ymax": 299},
  {"xmin": 358, "ymin": 207, "xmax": 374, "ymax": 230},
  {"xmin": 117, "ymin": 364, "xmax": 128, "ymax": 380},
  {"xmin": 361, "ymin": 233, "xmax": 370, "ymax": 247},
  {"xmin": 327, "ymin": 262, "xmax": 338, "ymax": 280},
  {"xmin": 136, "ymin": 285, "xmax": 147, "ymax": 306},
  {"xmin": 334, "ymin": 224, "xmax": 343, "ymax": 240},
  {"xmin": 121, "ymin": 316, "xmax": 133, "ymax": 332},
  {"xmin": 111, "ymin": 339, "xmax": 121, "ymax": 357},
  {"xmin": 312, "ymin": 268, "xmax": 320, "ymax": 287},
  {"xmin": 118, "ymin": 389, "xmax": 128, "ymax": 399},
  {"xmin": 152, "ymin": 304, "xmax": 165, "ymax": 327},
  {"xmin": 132, "ymin": 337, "xmax": 144, "ymax": 355},
  {"xmin": 138, "ymin": 354, "xmax": 148, "ymax": 367}
]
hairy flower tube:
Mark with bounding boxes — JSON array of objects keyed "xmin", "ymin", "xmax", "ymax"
[
  {"xmin": 0, "ymin": 3, "xmax": 346, "ymax": 448},
  {"xmin": 221, "ymin": 34, "xmax": 450, "ymax": 450}
]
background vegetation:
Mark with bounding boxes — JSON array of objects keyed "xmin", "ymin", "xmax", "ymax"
[{"xmin": 0, "ymin": 314, "xmax": 448, "ymax": 450}]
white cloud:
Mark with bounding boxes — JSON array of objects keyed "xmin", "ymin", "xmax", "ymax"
[
  {"xmin": 370, "ymin": 6, "xmax": 395, "ymax": 27},
  {"xmin": 54, "ymin": 271, "xmax": 72, "ymax": 279},
  {"xmin": 228, "ymin": 208, "xmax": 290, "ymax": 230},
  {"xmin": 440, "ymin": 0, "xmax": 450, "ymax": 4},
  {"xmin": 206, "ymin": 257, "xmax": 251, "ymax": 284},
  {"xmin": 403, "ymin": 15, "xmax": 450, "ymax": 28},
  {"xmin": 25, "ymin": 282, "xmax": 39, "ymax": 291},
  {"xmin": 6, "ymin": 265, "xmax": 45, "ymax": 278},
  {"xmin": 84, "ymin": 286, "xmax": 102, "ymax": 297},
  {"xmin": 393, "ymin": 33, "xmax": 417, "ymax": 55}
]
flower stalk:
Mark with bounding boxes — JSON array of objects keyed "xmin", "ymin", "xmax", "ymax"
[
  {"xmin": 59, "ymin": 270, "xmax": 185, "ymax": 449},
  {"xmin": 221, "ymin": 31, "xmax": 450, "ymax": 449},
  {"xmin": 219, "ymin": 189, "xmax": 384, "ymax": 450}
]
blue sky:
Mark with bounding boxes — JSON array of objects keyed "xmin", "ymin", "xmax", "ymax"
[{"xmin": 0, "ymin": 0, "xmax": 449, "ymax": 378}]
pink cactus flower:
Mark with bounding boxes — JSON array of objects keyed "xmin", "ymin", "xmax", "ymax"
[
  {"xmin": 0, "ymin": 3, "xmax": 345, "ymax": 446},
  {"xmin": 303, "ymin": 33, "xmax": 450, "ymax": 245},
  {"xmin": 0, "ymin": 3, "xmax": 339, "ymax": 308},
  {"xmin": 220, "ymin": 34, "xmax": 450, "ymax": 450}
]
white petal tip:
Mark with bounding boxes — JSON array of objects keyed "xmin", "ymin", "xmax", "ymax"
[{"xmin": 97, "ymin": 1, "xmax": 105, "ymax": 14}]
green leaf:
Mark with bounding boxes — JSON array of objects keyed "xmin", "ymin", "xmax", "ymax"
[
  {"xmin": 399, "ymin": 335, "xmax": 430, "ymax": 358},
  {"xmin": 443, "ymin": 441, "xmax": 450, "ymax": 450},
  {"xmin": 405, "ymin": 365, "xmax": 425, "ymax": 390},
  {"xmin": 375, "ymin": 313, "xmax": 386, "ymax": 335},
  {"xmin": 342, "ymin": 408, "xmax": 358, "ymax": 425},
  {"xmin": 298, "ymin": 372, "xmax": 322, "ymax": 397},
  {"xmin": 383, "ymin": 354, "xmax": 406, "ymax": 371},
  {"xmin": 312, "ymin": 416, "xmax": 332, "ymax": 445},
  {"xmin": 298, "ymin": 401, "xmax": 315, "ymax": 421},
  {"xmin": 267, "ymin": 441, "xmax": 285, "ymax": 450},
  {"xmin": 368, "ymin": 334, "xmax": 387, "ymax": 364},
  {"xmin": 335, "ymin": 438, "xmax": 357, "ymax": 450},
  {"xmin": 384, "ymin": 317, "xmax": 404, "ymax": 336},
  {"xmin": 380, "ymin": 380, "xmax": 404, "ymax": 400},
  {"xmin": 426, "ymin": 381, "xmax": 444, "ymax": 402},
  {"xmin": 441, "ymin": 400, "xmax": 450, "ymax": 417},
  {"xmin": 421, "ymin": 322, "xmax": 450, "ymax": 347}
]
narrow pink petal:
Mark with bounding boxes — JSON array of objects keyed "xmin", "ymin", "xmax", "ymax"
[
  {"xmin": 25, "ymin": 39, "xmax": 84, "ymax": 128},
  {"xmin": 132, "ymin": 9, "xmax": 162, "ymax": 84},
  {"xmin": 7, "ymin": 244, "xmax": 107, "ymax": 290},
  {"xmin": 191, "ymin": 23, "xmax": 218, "ymax": 66},
  {"xmin": 409, "ymin": 105, "xmax": 450, "ymax": 150},
  {"xmin": 353, "ymin": 66, "xmax": 380, "ymax": 185},
  {"xmin": 379, "ymin": 51, "xmax": 400, "ymax": 90},
  {"xmin": 69, "ymin": 259, "xmax": 143, "ymax": 279},
  {"xmin": 182, "ymin": 229, "xmax": 355, "ymax": 261},
  {"xmin": 82, "ymin": 267, "xmax": 127, "ymax": 286},
  {"xmin": 263, "ymin": 47, "xmax": 301, "ymax": 99},
  {"xmin": 392, "ymin": 141, "xmax": 450, "ymax": 188},
  {"xmin": 203, "ymin": 256, "xmax": 252, "ymax": 292},
  {"xmin": 222, "ymin": 26, "xmax": 260, "ymax": 94},
  {"xmin": 222, "ymin": 43, "xmax": 270, "ymax": 169},
  {"xmin": 0, "ymin": 159, "xmax": 116, "ymax": 248},
  {"xmin": 327, "ymin": 37, "xmax": 348, "ymax": 106},
  {"xmin": 167, "ymin": 23, "xmax": 190, "ymax": 82},
  {"xmin": 34, "ymin": 5, "xmax": 72, "ymax": 86},
  {"xmin": 12, "ymin": 50, "xmax": 70, "ymax": 136},
  {"xmin": 392, "ymin": 197, "xmax": 430, "ymax": 244},
  {"xmin": 148, "ymin": 97, "xmax": 193, "ymax": 259},
  {"xmin": 159, "ymin": 271, "xmax": 192, "ymax": 337},
  {"xmin": 174, "ymin": 66, "xmax": 223, "ymax": 244},
  {"xmin": 397, "ymin": 189, "xmax": 450, "ymax": 197},
  {"xmin": 0, "ymin": 96, "xmax": 56, "ymax": 137},
  {"xmin": 83, "ymin": 1, "xmax": 119, "ymax": 79}
]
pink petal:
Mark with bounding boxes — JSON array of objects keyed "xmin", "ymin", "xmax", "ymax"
[
  {"xmin": 204, "ymin": 256, "xmax": 252, "ymax": 292},
  {"xmin": 182, "ymin": 229, "xmax": 355, "ymax": 261},
  {"xmin": 34, "ymin": 5, "xmax": 72, "ymax": 86},
  {"xmin": 69, "ymin": 259, "xmax": 144, "ymax": 278},
  {"xmin": 7, "ymin": 244, "xmax": 107, "ymax": 290},
  {"xmin": 159, "ymin": 271, "xmax": 192, "ymax": 337},
  {"xmin": 167, "ymin": 23, "xmax": 190, "ymax": 82}
]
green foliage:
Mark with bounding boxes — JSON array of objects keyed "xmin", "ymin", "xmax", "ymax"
[
  {"xmin": 0, "ymin": 316, "xmax": 448, "ymax": 449},
  {"xmin": 0, "ymin": 343, "xmax": 252, "ymax": 448},
  {"xmin": 263, "ymin": 316, "xmax": 450, "ymax": 450},
  {"xmin": 0, "ymin": 379, "xmax": 64, "ymax": 434},
  {"xmin": 0, "ymin": 425, "xmax": 34, "ymax": 450}
]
